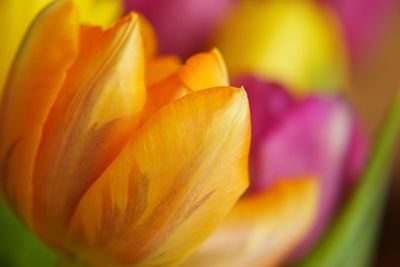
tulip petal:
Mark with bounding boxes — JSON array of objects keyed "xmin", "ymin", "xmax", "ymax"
[
  {"xmin": 0, "ymin": 0, "xmax": 53, "ymax": 93},
  {"xmin": 182, "ymin": 178, "xmax": 319, "ymax": 267},
  {"xmin": 323, "ymin": 0, "xmax": 395, "ymax": 62},
  {"xmin": 343, "ymin": 118, "xmax": 369, "ymax": 189},
  {"xmin": 217, "ymin": 0, "xmax": 348, "ymax": 93},
  {"xmin": 73, "ymin": 0, "xmax": 122, "ymax": 28},
  {"xmin": 146, "ymin": 55, "xmax": 182, "ymax": 86},
  {"xmin": 31, "ymin": 13, "xmax": 147, "ymax": 243},
  {"xmin": 251, "ymin": 96, "xmax": 356, "ymax": 258},
  {"xmin": 177, "ymin": 48, "xmax": 229, "ymax": 91},
  {"xmin": 0, "ymin": 0, "xmax": 79, "ymax": 225},
  {"xmin": 69, "ymin": 86, "xmax": 250, "ymax": 266},
  {"xmin": 125, "ymin": 0, "xmax": 236, "ymax": 58},
  {"xmin": 232, "ymin": 75, "xmax": 296, "ymax": 148},
  {"xmin": 144, "ymin": 49, "xmax": 229, "ymax": 119},
  {"xmin": 0, "ymin": 0, "xmax": 121, "ymax": 96},
  {"xmin": 138, "ymin": 14, "xmax": 158, "ymax": 59}
]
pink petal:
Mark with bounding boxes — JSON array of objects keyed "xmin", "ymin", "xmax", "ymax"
[
  {"xmin": 240, "ymin": 78, "xmax": 368, "ymax": 257},
  {"xmin": 232, "ymin": 75, "xmax": 296, "ymax": 147},
  {"xmin": 342, "ymin": 117, "xmax": 369, "ymax": 190},
  {"xmin": 125, "ymin": 0, "xmax": 237, "ymax": 58},
  {"xmin": 322, "ymin": 0, "xmax": 394, "ymax": 62}
]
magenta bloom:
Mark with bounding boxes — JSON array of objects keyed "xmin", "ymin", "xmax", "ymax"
[
  {"xmin": 125, "ymin": 0, "xmax": 236, "ymax": 58},
  {"xmin": 321, "ymin": 0, "xmax": 394, "ymax": 62},
  {"xmin": 233, "ymin": 75, "xmax": 369, "ymax": 258}
]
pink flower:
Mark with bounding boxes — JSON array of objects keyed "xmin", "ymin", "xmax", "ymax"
[
  {"xmin": 321, "ymin": 0, "xmax": 394, "ymax": 62},
  {"xmin": 233, "ymin": 75, "xmax": 369, "ymax": 258},
  {"xmin": 125, "ymin": 0, "xmax": 236, "ymax": 58}
]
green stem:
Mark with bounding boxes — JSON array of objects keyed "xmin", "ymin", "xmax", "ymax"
[{"xmin": 296, "ymin": 91, "xmax": 400, "ymax": 267}]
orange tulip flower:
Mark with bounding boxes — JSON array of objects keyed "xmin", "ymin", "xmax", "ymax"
[{"xmin": 0, "ymin": 0, "xmax": 250, "ymax": 265}]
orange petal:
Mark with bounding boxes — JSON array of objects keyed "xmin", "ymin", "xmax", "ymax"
[
  {"xmin": 143, "ymin": 49, "xmax": 229, "ymax": 121},
  {"xmin": 145, "ymin": 55, "xmax": 182, "ymax": 86},
  {"xmin": 183, "ymin": 178, "xmax": 319, "ymax": 267},
  {"xmin": 138, "ymin": 14, "xmax": 158, "ymax": 59},
  {"xmin": 32, "ymin": 13, "xmax": 147, "ymax": 244},
  {"xmin": 177, "ymin": 48, "xmax": 229, "ymax": 91},
  {"xmin": 68, "ymin": 86, "xmax": 250, "ymax": 266},
  {"xmin": 0, "ymin": 0, "xmax": 79, "ymax": 225}
]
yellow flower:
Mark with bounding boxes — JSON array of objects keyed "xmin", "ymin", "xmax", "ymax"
[
  {"xmin": 216, "ymin": 0, "xmax": 349, "ymax": 94},
  {"xmin": 0, "ymin": 0, "xmax": 122, "ymax": 97},
  {"xmin": 0, "ymin": 1, "xmax": 250, "ymax": 265}
]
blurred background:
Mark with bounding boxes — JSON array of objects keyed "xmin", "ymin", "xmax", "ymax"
[{"xmin": 353, "ymin": 2, "xmax": 400, "ymax": 266}]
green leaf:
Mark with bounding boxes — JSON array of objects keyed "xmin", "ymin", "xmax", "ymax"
[
  {"xmin": 296, "ymin": 92, "xmax": 400, "ymax": 267},
  {"xmin": 0, "ymin": 202, "xmax": 57, "ymax": 267}
]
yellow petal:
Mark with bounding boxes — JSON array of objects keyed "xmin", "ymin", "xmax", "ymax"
[
  {"xmin": 68, "ymin": 86, "xmax": 251, "ymax": 266},
  {"xmin": 0, "ymin": 0, "xmax": 121, "ymax": 97},
  {"xmin": 73, "ymin": 0, "xmax": 122, "ymax": 28},
  {"xmin": 0, "ymin": 0, "xmax": 53, "ymax": 94},
  {"xmin": 183, "ymin": 178, "xmax": 319, "ymax": 267},
  {"xmin": 0, "ymin": 0, "xmax": 79, "ymax": 225},
  {"xmin": 32, "ymin": 13, "xmax": 146, "ymax": 244},
  {"xmin": 216, "ymin": 0, "xmax": 348, "ymax": 94}
]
